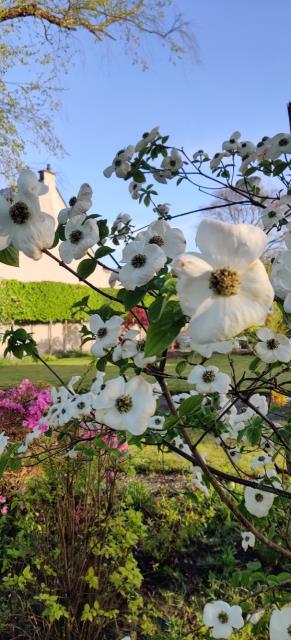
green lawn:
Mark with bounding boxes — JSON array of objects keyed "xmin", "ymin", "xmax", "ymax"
[{"xmin": 0, "ymin": 353, "xmax": 255, "ymax": 389}]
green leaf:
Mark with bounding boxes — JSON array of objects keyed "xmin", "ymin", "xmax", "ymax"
[
  {"xmin": 144, "ymin": 300, "xmax": 186, "ymax": 356},
  {"xmin": 132, "ymin": 169, "xmax": 145, "ymax": 183},
  {"xmin": 97, "ymin": 219, "xmax": 109, "ymax": 241},
  {"xmin": 77, "ymin": 259, "xmax": 96, "ymax": 279},
  {"xmin": 179, "ymin": 395, "xmax": 202, "ymax": 418},
  {"xmin": 147, "ymin": 296, "xmax": 167, "ymax": 323},
  {"xmin": 0, "ymin": 245, "xmax": 19, "ymax": 267},
  {"xmin": 121, "ymin": 287, "xmax": 146, "ymax": 311},
  {"xmin": 175, "ymin": 360, "xmax": 188, "ymax": 376},
  {"xmin": 249, "ymin": 357, "xmax": 261, "ymax": 371},
  {"xmin": 94, "ymin": 245, "xmax": 114, "ymax": 259},
  {"xmin": 272, "ymin": 160, "xmax": 288, "ymax": 176},
  {"xmin": 0, "ymin": 444, "xmax": 19, "ymax": 478}
]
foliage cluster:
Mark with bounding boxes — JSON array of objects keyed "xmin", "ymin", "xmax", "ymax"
[
  {"xmin": 0, "ymin": 460, "xmax": 289, "ymax": 640},
  {"xmin": 0, "ymin": 280, "xmax": 121, "ymax": 323}
]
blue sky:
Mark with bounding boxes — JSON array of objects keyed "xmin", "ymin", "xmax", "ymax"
[{"xmin": 8, "ymin": 0, "xmax": 291, "ymax": 244}]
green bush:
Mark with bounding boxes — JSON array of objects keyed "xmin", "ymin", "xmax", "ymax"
[{"xmin": 0, "ymin": 280, "xmax": 122, "ymax": 323}]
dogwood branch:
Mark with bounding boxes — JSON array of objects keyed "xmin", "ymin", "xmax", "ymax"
[{"xmin": 157, "ymin": 376, "xmax": 291, "ymax": 559}]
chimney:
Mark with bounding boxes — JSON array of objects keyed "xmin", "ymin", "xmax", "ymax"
[{"xmin": 39, "ymin": 164, "xmax": 56, "ymax": 189}]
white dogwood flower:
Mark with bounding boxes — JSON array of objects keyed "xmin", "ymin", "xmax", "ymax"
[
  {"xmin": 129, "ymin": 181, "xmax": 142, "ymax": 199},
  {"xmin": 190, "ymin": 340, "xmax": 234, "ymax": 358},
  {"xmin": 89, "ymin": 314, "xmax": 123, "ymax": 357},
  {"xmin": 222, "ymin": 131, "xmax": 241, "ymax": 152},
  {"xmin": 269, "ymin": 607, "xmax": 291, "ymax": 640},
  {"xmin": 58, "ymin": 183, "xmax": 93, "ymax": 224},
  {"xmin": 255, "ymin": 328, "xmax": 291, "ymax": 363},
  {"xmin": 112, "ymin": 330, "xmax": 140, "ymax": 362},
  {"xmin": 135, "ymin": 219, "xmax": 186, "ymax": 259},
  {"xmin": 238, "ymin": 140, "xmax": 256, "ymax": 156},
  {"xmin": 193, "ymin": 149, "xmax": 209, "ymax": 162},
  {"xmin": 119, "ymin": 240, "xmax": 166, "ymax": 290},
  {"xmin": 235, "ymin": 176, "xmax": 261, "ymax": 191},
  {"xmin": 161, "ymin": 149, "xmax": 183, "ymax": 176},
  {"xmin": 148, "ymin": 415, "xmax": 166, "ymax": 433},
  {"xmin": 267, "ymin": 133, "xmax": 291, "ymax": 160},
  {"xmin": 261, "ymin": 206, "xmax": 284, "ymax": 229},
  {"xmin": 210, "ymin": 151, "xmax": 230, "ymax": 171},
  {"xmin": 251, "ymin": 454, "xmax": 272, "ymax": 469},
  {"xmin": 247, "ymin": 608, "xmax": 265, "ymax": 625},
  {"xmin": 135, "ymin": 126, "xmax": 160, "ymax": 151},
  {"xmin": 238, "ymin": 152, "xmax": 257, "ymax": 174},
  {"xmin": 0, "ymin": 432, "xmax": 9, "ymax": 455},
  {"xmin": 173, "ymin": 219, "xmax": 273, "ymax": 344},
  {"xmin": 93, "ymin": 375, "xmax": 156, "ymax": 435},
  {"xmin": 188, "ymin": 365, "xmax": 230, "ymax": 394},
  {"xmin": 256, "ymin": 136, "xmax": 272, "ymax": 160},
  {"xmin": 59, "ymin": 214, "xmax": 99, "ymax": 263},
  {"xmin": 191, "ymin": 466, "xmax": 209, "ymax": 496},
  {"xmin": 112, "ymin": 213, "xmax": 132, "ymax": 233},
  {"xmin": 132, "ymin": 339, "xmax": 156, "ymax": 369},
  {"xmin": 241, "ymin": 531, "xmax": 255, "ymax": 552},
  {"xmin": 0, "ymin": 169, "xmax": 55, "ymax": 260},
  {"xmin": 103, "ymin": 146, "xmax": 135, "ymax": 178},
  {"xmin": 244, "ymin": 486, "xmax": 274, "ymax": 517},
  {"xmin": 153, "ymin": 203, "xmax": 171, "ymax": 219},
  {"xmin": 203, "ymin": 600, "xmax": 244, "ymax": 639}
]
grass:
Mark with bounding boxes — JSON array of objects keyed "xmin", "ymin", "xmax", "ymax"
[{"xmin": 0, "ymin": 353, "xmax": 255, "ymax": 389}]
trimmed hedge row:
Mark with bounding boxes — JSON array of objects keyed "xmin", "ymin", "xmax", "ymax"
[{"xmin": 0, "ymin": 280, "xmax": 122, "ymax": 323}]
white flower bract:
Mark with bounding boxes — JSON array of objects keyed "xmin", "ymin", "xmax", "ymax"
[
  {"xmin": 92, "ymin": 375, "xmax": 156, "ymax": 435},
  {"xmin": 269, "ymin": 606, "xmax": 291, "ymax": 640},
  {"xmin": 241, "ymin": 531, "xmax": 255, "ymax": 552},
  {"xmin": 244, "ymin": 486, "xmax": 274, "ymax": 517},
  {"xmin": 89, "ymin": 314, "xmax": 123, "ymax": 357},
  {"xmin": 255, "ymin": 328, "xmax": 291, "ymax": 363},
  {"xmin": 173, "ymin": 219, "xmax": 274, "ymax": 344},
  {"xmin": 135, "ymin": 219, "xmax": 186, "ymax": 259},
  {"xmin": 188, "ymin": 365, "xmax": 230, "ymax": 394},
  {"xmin": 59, "ymin": 214, "xmax": 99, "ymax": 263},
  {"xmin": 203, "ymin": 600, "xmax": 244, "ymax": 639},
  {"xmin": 119, "ymin": 240, "xmax": 166, "ymax": 290}
]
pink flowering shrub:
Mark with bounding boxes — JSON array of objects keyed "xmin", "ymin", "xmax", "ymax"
[{"xmin": 0, "ymin": 379, "xmax": 52, "ymax": 438}]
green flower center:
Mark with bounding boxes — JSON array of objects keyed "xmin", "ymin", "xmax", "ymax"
[
  {"xmin": 97, "ymin": 327, "xmax": 107, "ymax": 338},
  {"xmin": 77, "ymin": 402, "xmax": 85, "ymax": 410},
  {"xmin": 169, "ymin": 159, "xmax": 177, "ymax": 167},
  {"xmin": 149, "ymin": 235, "xmax": 164, "ymax": 247},
  {"xmin": 255, "ymin": 492, "xmax": 264, "ymax": 503},
  {"xmin": 131, "ymin": 254, "xmax": 147, "ymax": 268},
  {"xmin": 69, "ymin": 229, "xmax": 83, "ymax": 244},
  {"xmin": 202, "ymin": 370, "xmax": 216, "ymax": 383},
  {"xmin": 9, "ymin": 201, "xmax": 30, "ymax": 224},
  {"xmin": 218, "ymin": 612, "xmax": 229, "ymax": 624},
  {"xmin": 287, "ymin": 624, "xmax": 291, "ymax": 635},
  {"xmin": 69, "ymin": 196, "xmax": 77, "ymax": 207},
  {"xmin": 267, "ymin": 210, "xmax": 277, "ymax": 218},
  {"xmin": 114, "ymin": 159, "xmax": 122, "ymax": 167},
  {"xmin": 115, "ymin": 394, "xmax": 133, "ymax": 413},
  {"xmin": 136, "ymin": 339, "xmax": 146, "ymax": 352},
  {"xmin": 267, "ymin": 338, "xmax": 279, "ymax": 350},
  {"xmin": 142, "ymin": 131, "xmax": 149, "ymax": 138},
  {"xmin": 209, "ymin": 268, "xmax": 240, "ymax": 296}
]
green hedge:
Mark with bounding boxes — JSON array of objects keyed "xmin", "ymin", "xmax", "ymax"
[{"xmin": 0, "ymin": 280, "xmax": 122, "ymax": 324}]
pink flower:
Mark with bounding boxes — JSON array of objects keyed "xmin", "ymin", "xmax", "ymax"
[
  {"xmin": 1, "ymin": 506, "xmax": 8, "ymax": 515},
  {"xmin": 0, "ymin": 495, "xmax": 6, "ymax": 504}
]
